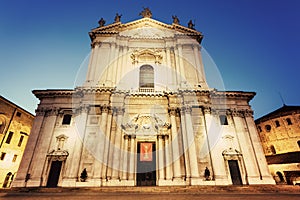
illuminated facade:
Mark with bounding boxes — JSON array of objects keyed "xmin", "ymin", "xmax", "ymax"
[
  {"xmin": 0, "ymin": 95, "xmax": 34, "ymax": 188},
  {"xmin": 255, "ymin": 105, "xmax": 300, "ymax": 185},
  {"xmin": 13, "ymin": 9, "xmax": 274, "ymax": 187}
]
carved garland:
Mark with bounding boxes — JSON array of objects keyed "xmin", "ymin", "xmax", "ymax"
[{"xmin": 131, "ymin": 49, "xmax": 163, "ymax": 64}]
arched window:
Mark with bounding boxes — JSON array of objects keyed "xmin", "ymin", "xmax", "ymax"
[
  {"xmin": 275, "ymin": 120, "xmax": 280, "ymax": 127},
  {"xmin": 62, "ymin": 114, "xmax": 72, "ymax": 125},
  {"xmin": 3, "ymin": 172, "xmax": 12, "ymax": 188},
  {"xmin": 286, "ymin": 118, "xmax": 292, "ymax": 125},
  {"xmin": 297, "ymin": 140, "xmax": 300, "ymax": 148},
  {"xmin": 270, "ymin": 145, "xmax": 276, "ymax": 154},
  {"xmin": 276, "ymin": 171, "xmax": 284, "ymax": 182},
  {"xmin": 139, "ymin": 65, "xmax": 154, "ymax": 88},
  {"xmin": 265, "ymin": 125, "xmax": 271, "ymax": 132}
]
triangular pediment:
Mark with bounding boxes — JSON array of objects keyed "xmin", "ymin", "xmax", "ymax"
[{"xmin": 89, "ymin": 17, "xmax": 203, "ymax": 42}]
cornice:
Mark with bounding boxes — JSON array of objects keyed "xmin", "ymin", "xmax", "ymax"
[
  {"xmin": 89, "ymin": 17, "xmax": 203, "ymax": 43},
  {"xmin": 33, "ymin": 89, "xmax": 74, "ymax": 99}
]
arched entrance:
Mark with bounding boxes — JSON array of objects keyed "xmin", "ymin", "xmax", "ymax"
[{"xmin": 3, "ymin": 172, "xmax": 12, "ymax": 188}]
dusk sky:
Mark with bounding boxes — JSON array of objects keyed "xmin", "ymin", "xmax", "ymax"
[{"xmin": 0, "ymin": 0, "xmax": 299, "ymax": 119}]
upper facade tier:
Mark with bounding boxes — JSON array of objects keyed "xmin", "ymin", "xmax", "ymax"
[{"xmin": 84, "ymin": 10, "xmax": 208, "ymax": 92}]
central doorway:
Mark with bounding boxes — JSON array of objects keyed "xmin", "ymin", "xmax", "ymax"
[
  {"xmin": 228, "ymin": 160, "xmax": 242, "ymax": 185},
  {"xmin": 136, "ymin": 142, "xmax": 156, "ymax": 186},
  {"xmin": 46, "ymin": 161, "xmax": 62, "ymax": 187}
]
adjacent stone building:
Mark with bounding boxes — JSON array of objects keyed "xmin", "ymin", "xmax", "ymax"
[
  {"xmin": 0, "ymin": 95, "xmax": 34, "ymax": 187},
  {"xmin": 255, "ymin": 105, "xmax": 300, "ymax": 185},
  {"xmin": 13, "ymin": 9, "xmax": 275, "ymax": 187}
]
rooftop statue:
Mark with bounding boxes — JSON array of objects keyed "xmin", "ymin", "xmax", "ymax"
[
  {"xmin": 172, "ymin": 15, "xmax": 180, "ymax": 24},
  {"xmin": 139, "ymin": 7, "xmax": 152, "ymax": 18},
  {"xmin": 98, "ymin": 18, "xmax": 106, "ymax": 27},
  {"xmin": 114, "ymin": 13, "xmax": 122, "ymax": 23},
  {"xmin": 188, "ymin": 20, "xmax": 195, "ymax": 29}
]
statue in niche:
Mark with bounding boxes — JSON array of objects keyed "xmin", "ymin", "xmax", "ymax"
[
  {"xmin": 188, "ymin": 20, "xmax": 195, "ymax": 29},
  {"xmin": 139, "ymin": 7, "xmax": 152, "ymax": 18},
  {"xmin": 172, "ymin": 15, "xmax": 180, "ymax": 24},
  {"xmin": 80, "ymin": 168, "xmax": 88, "ymax": 182},
  {"xmin": 98, "ymin": 18, "xmax": 106, "ymax": 27},
  {"xmin": 204, "ymin": 167, "xmax": 211, "ymax": 180},
  {"xmin": 114, "ymin": 13, "xmax": 122, "ymax": 23}
]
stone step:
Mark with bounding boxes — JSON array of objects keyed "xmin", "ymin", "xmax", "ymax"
[{"xmin": 3, "ymin": 185, "xmax": 299, "ymax": 194}]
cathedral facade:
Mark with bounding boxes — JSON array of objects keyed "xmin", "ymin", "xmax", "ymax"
[{"xmin": 13, "ymin": 9, "xmax": 275, "ymax": 187}]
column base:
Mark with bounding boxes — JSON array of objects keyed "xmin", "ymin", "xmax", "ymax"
[
  {"xmin": 102, "ymin": 179, "xmax": 135, "ymax": 186},
  {"xmin": 247, "ymin": 176, "xmax": 276, "ymax": 185},
  {"xmin": 158, "ymin": 178, "xmax": 186, "ymax": 186}
]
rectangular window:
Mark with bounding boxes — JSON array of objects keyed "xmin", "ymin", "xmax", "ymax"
[
  {"xmin": 0, "ymin": 152, "xmax": 6, "ymax": 160},
  {"xmin": 16, "ymin": 112, "xmax": 21, "ymax": 117},
  {"xmin": 5, "ymin": 132, "xmax": 13, "ymax": 144},
  {"xmin": 18, "ymin": 135, "xmax": 24, "ymax": 147},
  {"xmin": 219, "ymin": 115, "xmax": 228, "ymax": 125},
  {"xmin": 62, "ymin": 114, "xmax": 72, "ymax": 125},
  {"xmin": 12, "ymin": 154, "xmax": 17, "ymax": 162}
]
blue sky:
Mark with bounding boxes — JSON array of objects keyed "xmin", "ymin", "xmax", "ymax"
[{"xmin": 0, "ymin": 0, "xmax": 299, "ymax": 119}]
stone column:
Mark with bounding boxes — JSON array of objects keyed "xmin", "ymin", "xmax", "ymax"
[
  {"xmin": 129, "ymin": 135, "xmax": 136, "ymax": 181},
  {"xmin": 106, "ymin": 43, "xmax": 116, "ymax": 86},
  {"xmin": 117, "ymin": 46, "xmax": 124, "ymax": 84},
  {"xmin": 164, "ymin": 135, "xmax": 172, "ymax": 180},
  {"xmin": 244, "ymin": 110, "xmax": 275, "ymax": 183},
  {"xmin": 120, "ymin": 46, "xmax": 128, "ymax": 81},
  {"xmin": 12, "ymin": 108, "xmax": 45, "ymax": 187},
  {"xmin": 93, "ymin": 106, "xmax": 108, "ymax": 180},
  {"xmin": 197, "ymin": 108, "xmax": 213, "ymax": 175},
  {"xmin": 91, "ymin": 43, "xmax": 101, "ymax": 82},
  {"xmin": 177, "ymin": 44, "xmax": 186, "ymax": 83},
  {"xmin": 106, "ymin": 108, "xmax": 117, "ymax": 179},
  {"xmin": 112, "ymin": 45, "xmax": 119, "ymax": 85},
  {"xmin": 112, "ymin": 108, "xmax": 124, "ymax": 180},
  {"xmin": 193, "ymin": 45, "xmax": 201, "ymax": 83},
  {"xmin": 122, "ymin": 135, "xmax": 129, "ymax": 180},
  {"xmin": 174, "ymin": 48, "xmax": 181, "ymax": 85},
  {"xmin": 26, "ymin": 108, "xmax": 58, "ymax": 187},
  {"xmin": 169, "ymin": 108, "xmax": 181, "ymax": 179},
  {"xmin": 72, "ymin": 106, "xmax": 89, "ymax": 181},
  {"xmin": 101, "ymin": 108, "xmax": 112, "ymax": 179},
  {"xmin": 232, "ymin": 109, "xmax": 259, "ymax": 183},
  {"xmin": 180, "ymin": 108, "xmax": 191, "ymax": 179},
  {"xmin": 202, "ymin": 107, "xmax": 215, "ymax": 180},
  {"xmin": 86, "ymin": 44, "xmax": 97, "ymax": 83},
  {"xmin": 158, "ymin": 135, "xmax": 165, "ymax": 181},
  {"xmin": 166, "ymin": 47, "xmax": 176, "ymax": 87},
  {"xmin": 184, "ymin": 106, "xmax": 200, "ymax": 179}
]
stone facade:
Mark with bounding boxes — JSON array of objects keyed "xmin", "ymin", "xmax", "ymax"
[
  {"xmin": 0, "ymin": 95, "xmax": 34, "ymax": 187},
  {"xmin": 13, "ymin": 10, "xmax": 275, "ymax": 187},
  {"xmin": 255, "ymin": 105, "xmax": 300, "ymax": 185}
]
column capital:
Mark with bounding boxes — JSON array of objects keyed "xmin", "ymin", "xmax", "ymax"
[
  {"xmin": 244, "ymin": 109, "xmax": 254, "ymax": 118},
  {"xmin": 91, "ymin": 41, "xmax": 101, "ymax": 48},
  {"xmin": 129, "ymin": 134, "xmax": 136, "ymax": 139},
  {"xmin": 202, "ymin": 106, "xmax": 211, "ymax": 114},
  {"xmin": 46, "ymin": 107, "xmax": 59, "ymax": 116},
  {"xmin": 157, "ymin": 135, "xmax": 164, "ymax": 139},
  {"xmin": 231, "ymin": 109, "xmax": 244, "ymax": 117},
  {"xmin": 116, "ymin": 107, "xmax": 125, "ymax": 115},
  {"xmin": 184, "ymin": 105, "xmax": 192, "ymax": 114},
  {"xmin": 35, "ymin": 108, "xmax": 46, "ymax": 116},
  {"xmin": 168, "ymin": 107, "xmax": 178, "ymax": 116},
  {"xmin": 101, "ymin": 105, "xmax": 110, "ymax": 113}
]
